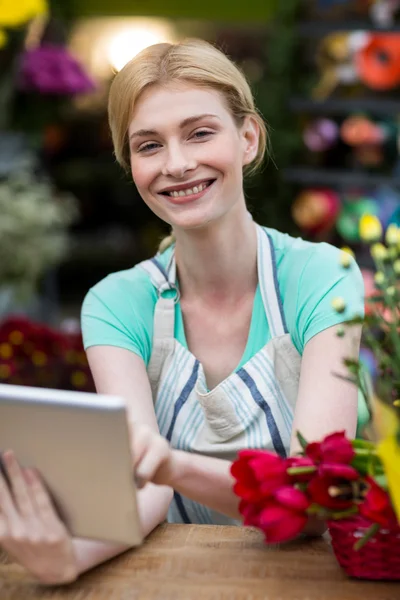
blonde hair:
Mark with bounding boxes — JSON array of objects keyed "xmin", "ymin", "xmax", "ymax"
[{"xmin": 108, "ymin": 38, "xmax": 269, "ymax": 251}]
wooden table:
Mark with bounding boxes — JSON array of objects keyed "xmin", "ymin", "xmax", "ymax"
[{"xmin": 0, "ymin": 524, "xmax": 398, "ymax": 599}]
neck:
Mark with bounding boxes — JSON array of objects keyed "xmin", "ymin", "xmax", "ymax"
[{"xmin": 174, "ymin": 205, "xmax": 258, "ymax": 302}]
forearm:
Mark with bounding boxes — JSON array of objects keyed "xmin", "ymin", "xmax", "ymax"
[
  {"xmin": 168, "ymin": 450, "xmax": 240, "ymax": 519},
  {"xmin": 73, "ymin": 483, "xmax": 172, "ymax": 576}
]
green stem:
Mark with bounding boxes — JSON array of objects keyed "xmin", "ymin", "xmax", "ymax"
[
  {"xmin": 353, "ymin": 522, "xmax": 380, "ymax": 551},
  {"xmin": 287, "ymin": 466, "xmax": 316, "ymax": 476}
]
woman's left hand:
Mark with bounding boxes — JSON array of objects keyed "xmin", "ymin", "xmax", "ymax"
[{"xmin": 131, "ymin": 424, "xmax": 175, "ymax": 489}]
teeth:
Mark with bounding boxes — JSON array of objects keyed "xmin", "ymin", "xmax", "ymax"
[{"xmin": 167, "ymin": 182, "xmax": 209, "ymax": 197}]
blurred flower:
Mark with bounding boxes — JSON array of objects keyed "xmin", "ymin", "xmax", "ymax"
[
  {"xmin": 385, "ymin": 224, "xmax": 400, "ymax": 246},
  {"xmin": 374, "ymin": 271, "xmax": 385, "ymax": 286},
  {"xmin": 231, "ymin": 450, "xmax": 289, "ymax": 503},
  {"xmin": 18, "ymin": 44, "xmax": 95, "ymax": 95},
  {"xmin": 308, "ymin": 467, "xmax": 359, "ymax": 511},
  {"xmin": 0, "ymin": 171, "xmax": 77, "ymax": 299},
  {"xmin": 331, "ymin": 297, "xmax": 346, "ymax": 313},
  {"xmin": 241, "ymin": 486, "xmax": 310, "ymax": 543},
  {"xmin": 0, "ymin": 0, "xmax": 47, "ymax": 28},
  {"xmin": 305, "ymin": 431, "xmax": 355, "ymax": 464},
  {"xmin": 359, "ymin": 476, "xmax": 398, "ymax": 527},
  {"xmin": 371, "ymin": 243, "xmax": 388, "ymax": 261},
  {"xmin": 339, "ymin": 249, "xmax": 353, "ymax": 268},
  {"xmin": 359, "ymin": 214, "xmax": 382, "ymax": 242}
]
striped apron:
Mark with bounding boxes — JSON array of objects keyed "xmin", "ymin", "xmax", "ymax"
[{"xmin": 140, "ymin": 224, "xmax": 302, "ymax": 524}]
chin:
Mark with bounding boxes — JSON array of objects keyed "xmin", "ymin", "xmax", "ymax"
[{"xmin": 167, "ymin": 204, "xmax": 225, "ymax": 232}]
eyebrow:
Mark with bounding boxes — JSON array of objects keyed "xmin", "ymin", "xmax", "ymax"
[{"xmin": 129, "ymin": 113, "xmax": 220, "ymax": 140}]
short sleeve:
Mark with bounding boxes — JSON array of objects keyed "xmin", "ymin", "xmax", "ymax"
[
  {"xmin": 291, "ymin": 244, "xmax": 365, "ymax": 353},
  {"xmin": 81, "ymin": 268, "xmax": 156, "ymax": 365}
]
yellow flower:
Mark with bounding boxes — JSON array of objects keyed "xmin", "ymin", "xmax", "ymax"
[
  {"xmin": 339, "ymin": 248, "xmax": 354, "ymax": 268},
  {"xmin": 378, "ymin": 436, "xmax": 400, "ymax": 523},
  {"xmin": 359, "ymin": 214, "xmax": 382, "ymax": 242},
  {"xmin": 331, "ymin": 297, "xmax": 346, "ymax": 313},
  {"xmin": 340, "ymin": 246, "xmax": 355, "ymax": 257},
  {"xmin": 0, "ymin": 0, "xmax": 48, "ymax": 28},
  {"xmin": 0, "ymin": 28, "xmax": 7, "ymax": 48},
  {"xmin": 371, "ymin": 243, "xmax": 388, "ymax": 261},
  {"xmin": 374, "ymin": 271, "xmax": 385, "ymax": 286},
  {"xmin": 386, "ymin": 223, "xmax": 400, "ymax": 246}
]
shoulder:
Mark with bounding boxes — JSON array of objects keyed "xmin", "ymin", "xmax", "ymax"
[
  {"xmin": 263, "ymin": 226, "xmax": 362, "ymax": 290},
  {"xmin": 261, "ymin": 226, "xmax": 364, "ymax": 352},
  {"xmin": 83, "ymin": 246, "xmax": 174, "ymax": 311},
  {"xmin": 263, "ymin": 226, "xmax": 344, "ymax": 275}
]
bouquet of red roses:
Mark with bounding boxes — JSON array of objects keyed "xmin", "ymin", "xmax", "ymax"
[{"xmin": 231, "ymin": 431, "xmax": 398, "ymax": 549}]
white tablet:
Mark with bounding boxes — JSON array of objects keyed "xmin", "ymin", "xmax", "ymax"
[{"xmin": 0, "ymin": 383, "xmax": 143, "ymax": 546}]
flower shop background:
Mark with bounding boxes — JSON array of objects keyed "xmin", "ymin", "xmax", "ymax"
[
  {"xmin": 1, "ymin": 0, "xmax": 400, "ymax": 402},
  {"xmin": 1, "ymin": 0, "xmax": 400, "ymax": 579}
]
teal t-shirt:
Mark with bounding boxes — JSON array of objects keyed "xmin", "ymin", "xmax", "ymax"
[{"xmin": 81, "ymin": 227, "xmax": 365, "ymax": 369}]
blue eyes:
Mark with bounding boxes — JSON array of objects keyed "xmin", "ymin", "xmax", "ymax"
[{"xmin": 138, "ymin": 130, "xmax": 214, "ymax": 153}]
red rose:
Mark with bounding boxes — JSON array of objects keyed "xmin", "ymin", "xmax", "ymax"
[
  {"xmin": 359, "ymin": 476, "xmax": 398, "ymax": 527},
  {"xmin": 240, "ymin": 486, "xmax": 310, "ymax": 543},
  {"xmin": 231, "ymin": 450, "xmax": 289, "ymax": 503},
  {"xmin": 308, "ymin": 463, "xmax": 359, "ymax": 511},
  {"xmin": 305, "ymin": 431, "xmax": 354, "ymax": 464}
]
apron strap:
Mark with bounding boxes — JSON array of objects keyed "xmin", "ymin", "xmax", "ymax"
[
  {"xmin": 256, "ymin": 225, "xmax": 288, "ymax": 339},
  {"xmin": 139, "ymin": 256, "xmax": 178, "ymax": 342}
]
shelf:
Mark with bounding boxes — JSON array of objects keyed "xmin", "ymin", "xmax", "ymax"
[
  {"xmin": 282, "ymin": 167, "xmax": 400, "ymax": 187},
  {"xmin": 297, "ymin": 20, "xmax": 400, "ymax": 36},
  {"xmin": 288, "ymin": 96, "xmax": 400, "ymax": 116}
]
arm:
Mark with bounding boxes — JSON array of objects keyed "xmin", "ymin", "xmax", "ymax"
[
  {"xmin": 291, "ymin": 323, "xmax": 361, "ymax": 536},
  {"xmin": 73, "ymin": 346, "xmax": 173, "ymax": 576},
  {"xmin": 132, "ymin": 323, "xmax": 361, "ymax": 522},
  {"xmin": 290, "ymin": 323, "xmax": 361, "ymax": 455}
]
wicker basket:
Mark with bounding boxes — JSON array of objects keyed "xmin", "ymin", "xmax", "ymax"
[{"xmin": 328, "ymin": 516, "xmax": 400, "ymax": 580}]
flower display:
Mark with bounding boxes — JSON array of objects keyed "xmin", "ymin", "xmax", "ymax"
[
  {"xmin": 231, "ymin": 431, "xmax": 399, "ymax": 549},
  {"xmin": 0, "ymin": 171, "xmax": 77, "ymax": 299},
  {"xmin": 17, "ymin": 44, "xmax": 95, "ymax": 95},
  {"xmin": 0, "ymin": 316, "xmax": 95, "ymax": 392}
]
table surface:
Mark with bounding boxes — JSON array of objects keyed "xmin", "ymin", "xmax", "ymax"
[{"xmin": 0, "ymin": 524, "xmax": 399, "ymax": 600}]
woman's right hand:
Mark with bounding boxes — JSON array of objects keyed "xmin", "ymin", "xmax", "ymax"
[{"xmin": 0, "ymin": 450, "xmax": 79, "ymax": 585}]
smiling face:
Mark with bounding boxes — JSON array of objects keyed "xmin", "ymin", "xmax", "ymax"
[{"xmin": 128, "ymin": 82, "xmax": 259, "ymax": 231}]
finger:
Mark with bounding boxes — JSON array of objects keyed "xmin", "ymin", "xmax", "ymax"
[
  {"xmin": 25, "ymin": 469, "xmax": 64, "ymax": 530},
  {"xmin": 0, "ymin": 455, "xmax": 18, "ymax": 519},
  {"xmin": 135, "ymin": 443, "xmax": 168, "ymax": 485},
  {"xmin": 131, "ymin": 425, "xmax": 152, "ymax": 468},
  {"xmin": 2, "ymin": 452, "xmax": 35, "ymax": 518}
]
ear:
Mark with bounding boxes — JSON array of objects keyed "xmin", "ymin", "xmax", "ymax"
[{"xmin": 241, "ymin": 116, "xmax": 260, "ymax": 167}]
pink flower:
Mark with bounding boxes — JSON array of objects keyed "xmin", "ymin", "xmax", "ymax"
[
  {"xmin": 305, "ymin": 431, "xmax": 355, "ymax": 465},
  {"xmin": 18, "ymin": 44, "xmax": 95, "ymax": 95},
  {"xmin": 308, "ymin": 464, "xmax": 359, "ymax": 511},
  {"xmin": 359, "ymin": 477, "xmax": 398, "ymax": 527},
  {"xmin": 231, "ymin": 450, "xmax": 289, "ymax": 503},
  {"xmin": 240, "ymin": 486, "xmax": 310, "ymax": 543}
]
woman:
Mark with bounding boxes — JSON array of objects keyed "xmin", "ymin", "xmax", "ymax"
[{"xmin": 0, "ymin": 39, "xmax": 364, "ymax": 584}]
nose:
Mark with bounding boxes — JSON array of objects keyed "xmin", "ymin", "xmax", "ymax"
[{"xmin": 161, "ymin": 142, "xmax": 196, "ymax": 179}]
